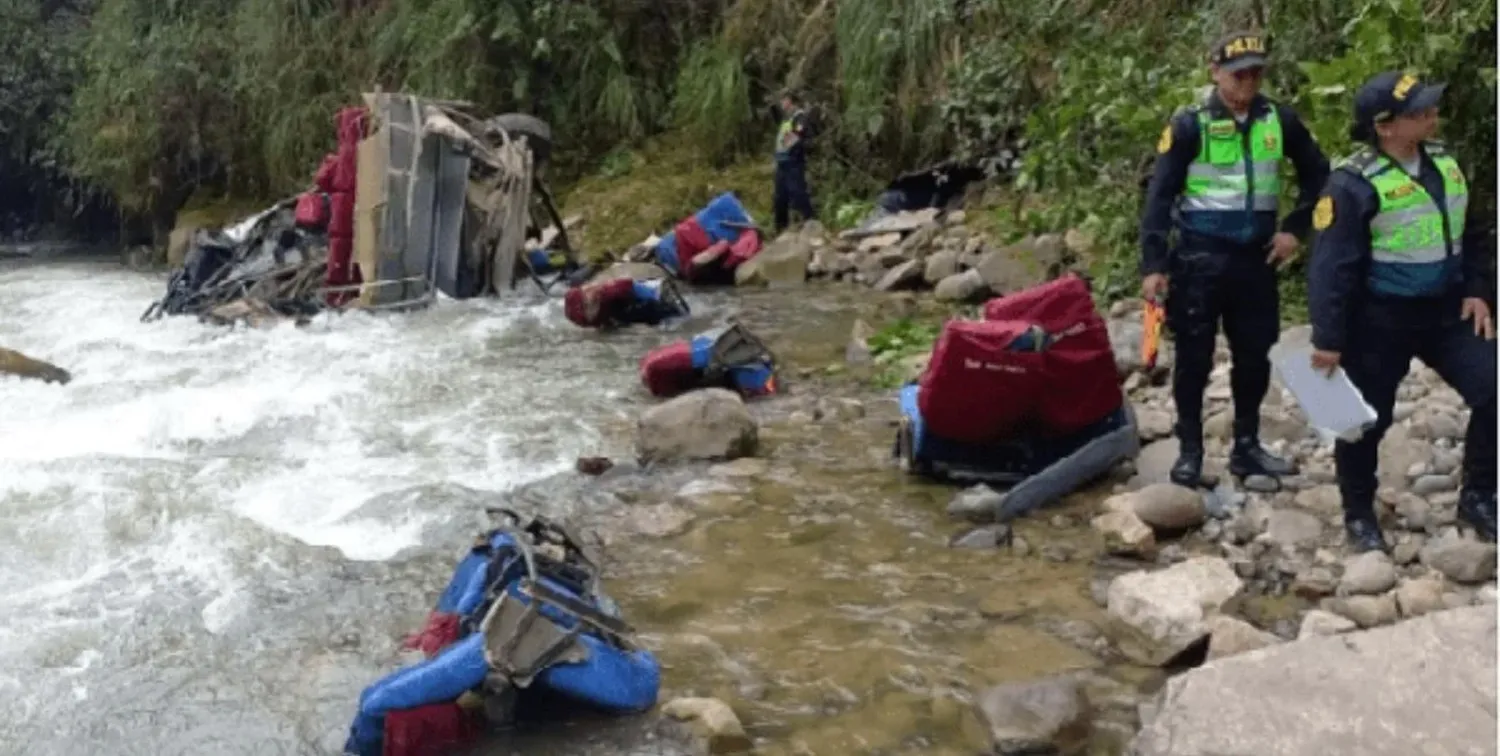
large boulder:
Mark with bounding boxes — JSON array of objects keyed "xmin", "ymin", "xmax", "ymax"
[
  {"xmin": 1105, "ymin": 557, "xmax": 1243, "ymax": 665},
  {"xmin": 636, "ymin": 389, "xmax": 759, "ymax": 464},
  {"xmin": 735, "ymin": 234, "xmax": 811, "ymax": 287},
  {"xmin": 1130, "ymin": 606, "xmax": 1497, "ymax": 756},
  {"xmin": 0, "ymin": 347, "xmax": 72, "ymax": 385}
]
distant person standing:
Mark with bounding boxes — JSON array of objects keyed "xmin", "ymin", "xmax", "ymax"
[
  {"xmin": 1139, "ymin": 30, "xmax": 1331, "ymax": 489},
  {"xmin": 772, "ymin": 91, "xmax": 816, "ymax": 234},
  {"xmin": 1307, "ymin": 71, "xmax": 1496, "ymax": 551}
]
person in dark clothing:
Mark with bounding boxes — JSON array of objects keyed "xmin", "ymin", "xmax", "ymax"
[
  {"xmin": 1139, "ymin": 30, "xmax": 1331, "ymax": 489},
  {"xmin": 1307, "ymin": 71, "xmax": 1496, "ymax": 552},
  {"xmin": 772, "ymin": 91, "xmax": 816, "ymax": 234}
]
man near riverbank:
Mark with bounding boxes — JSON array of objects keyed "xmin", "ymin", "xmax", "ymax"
[
  {"xmin": 1139, "ymin": 30, "xmax": 1331, "ymax": 488},
  {"xmin": 772, "ymin": 91, "xmax": 816, "ymax": 234},
  {"xmin": 1306, "ymin": 71, "xmax": 1497, "ymax": 551}
]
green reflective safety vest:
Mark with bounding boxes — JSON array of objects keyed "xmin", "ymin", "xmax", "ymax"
[
  {"xmin": 1180, "ymin": 107, "xmax": 1284, "ymax": 215},
  {"xmin": 1343, "ymin": 144, "xmax": 1468, "ymax": 298},
  {"xmin": 775, "ymin": 109, "xmax": 804, "ymax": 160}
]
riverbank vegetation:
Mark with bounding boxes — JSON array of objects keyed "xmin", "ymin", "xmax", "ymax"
[{"xmin": 0, "ymin": 0, "xmax": 1493, "ymax": 287}]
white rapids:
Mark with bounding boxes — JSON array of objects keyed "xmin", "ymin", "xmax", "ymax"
[{"xmin": 0, "ymin": 257, "xmax": 716, "ymax": 755}]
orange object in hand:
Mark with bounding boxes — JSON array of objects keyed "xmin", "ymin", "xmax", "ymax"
[{"xmin": 1142, "ymin": 299, "xmax": 1165, "ymax": 370}]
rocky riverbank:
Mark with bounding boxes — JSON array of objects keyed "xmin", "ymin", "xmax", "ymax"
[{"xmin": 547, "ymin": 207, "xmax": 1498, "ymax": 755}]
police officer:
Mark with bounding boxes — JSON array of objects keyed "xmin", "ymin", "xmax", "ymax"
[
  {"xmin": 773, "ymin": 91, "xmax": 816, "ymax": 234},
  {"xmin": 1140, "ymin": 30, "xmax": 1330, "ymax": 488},
  {"xmin": 1307, "ymin": 71, "xmax": 1496, "ymax": 552}
]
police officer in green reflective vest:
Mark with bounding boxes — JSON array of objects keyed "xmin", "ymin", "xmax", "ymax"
[
  {"xmin": 772, "ymin": 90, "xmax": 816, "ymax": 234},
  {"xmin": 1308, "ymin": 71, "xmax": 1497, "ymax": 551},
  {"xmin": 1140, "ymin": 30, "xmax": 1331, "ymax": 488}
]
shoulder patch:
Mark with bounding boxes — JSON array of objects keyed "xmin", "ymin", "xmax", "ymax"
[
  {"xmin": 1313, "ymin": 195, "xmax": 1334, "ymax": 231},
  {"xmin": 1157, "ymin": 124, "xmax": 1173, "ymax": 154}
]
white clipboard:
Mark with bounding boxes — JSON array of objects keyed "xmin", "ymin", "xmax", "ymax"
[{"xmin": 1270, "ymin": 340, "xmax": 1379, "ymax": 444}]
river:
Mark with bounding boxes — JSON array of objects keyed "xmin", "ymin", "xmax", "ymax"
[{"xmin": 0, "ymin": 251, "xmax": 1152, "ymax": 756}]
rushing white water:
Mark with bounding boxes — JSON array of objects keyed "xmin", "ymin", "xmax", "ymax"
[{"xmin": 0, "ymin": 256, "xmax": 719, "ymax": 755}]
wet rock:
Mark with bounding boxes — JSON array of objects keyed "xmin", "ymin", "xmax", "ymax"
[
  {"xmin": 1204, "ymin": 615, "xmax": 1282, "ymax": 661},
  {"xmin": 950, "ymin": 524, "xmax": 1013, "ymax": 550},
  {"xmin": 1263, "ymin": 509, "xmax": 1324, "ymax": 550},
  {"xmin": 1338, "ymin": 552, "xmax": 1397, "ymax": 596},
  {"xmin": 1092, "ymin": 510, "xmax": 1157, "ymax": 559},
  {"xmin": 734, "ymin": 234, "xmax": 810, "ymax": 287},
  {"xmin": 1298, "ymin": 609, "xmax": 1358, "ymax": 638},
  {"xmin": 1132, "ymin": 606, "xmax": 1498, "ymax": 756},
  {"xmin": 576, "ymin": 456, "xmax": 614, "ymax": 476},
  {"xmin": 0, "ymin": 347, "xmax": 72, "ymax": 385},
  {"xmin": 636, "ymin": 389, "xmax": 758, "ymax": 464},
  {"xmin": 1420, "ymin": 537, "xmax": 1498, "ymax": 584},
  {"xmin": 625, "ymin": 503, "xmax": 695, "ymax": 538},
  {"xmin": 947, "ymin": 484, "xmax": 1002, "ymax": 523},
  {"xmin": 874, "ymin": 258, "xmax": 925, "ymax": 291},
  {"xmin": 1105, "ymin": 556, "xmax": 1243, "ymax": 666},
  {"xmin": 660, "ymin": 697, "xmax": 754, "ymax": 754},
  {"xmin": 589, "ymin": 260, "xmax": 670, "ymax": 283},
  {"xmin": 1128, "ymin": 483, "xmax": 1207, "ymax": 531},
  {"xmin": 1394, "ymin": 576, "xmax": 1447, "ymax": 618},
  {"xmin": 812, "ymin": 397, "xmax": 865, "ymax": 423},
  {"xmin": 933, "ymin": 268, "xmax": 988, "ymax": 302},
  {"xmin": 974, "ymin": 676, "xmax": 1092, "ymax": 756},
  {"xmin": 1322, "ymin": 593, "xmax": 1399, "ymax": 629}
]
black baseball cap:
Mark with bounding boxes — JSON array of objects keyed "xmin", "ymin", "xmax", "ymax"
[
  {"xmin": 1349, "ymin": 70, "xmax": 1446, "ymax": 141},
  {"xmin": 1209, "ymin": 31, "xmax": 1270, "ymax": 72}
]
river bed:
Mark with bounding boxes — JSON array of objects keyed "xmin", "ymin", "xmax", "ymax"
[{"xmin": 0, "ymin": 253, "xmax": 1154, "ymax": 756}]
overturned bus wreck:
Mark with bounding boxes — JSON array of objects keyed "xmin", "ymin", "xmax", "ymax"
[{"xmin": 142, "ymin": 94, "xmax": 581, "ymax": 326}]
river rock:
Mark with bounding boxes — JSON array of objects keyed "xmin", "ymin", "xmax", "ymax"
[
  {"xmin": 1128, "ymin": 483, "xmax": 1207, "ymax": 530},
  {"xmin": 1420, "ymin": 537, "xmax": 1498, "ymax": 584},
  {"xmin": 1262, "ymin": 509, "xmax": 1323, "ymax": 550},
  {"xmin": 874, "ymin": 258, "xmax": 925, "ymax": 291},
  {"xmin": 933, "ymin": 268, "xmax": 988, "ymax": 302},
  {"xmin": 734, "ymin": 234, "xmax": 810, "ymax": 287},
  {"xmin": 1105, "ymin": 556, "xmax": 1244, "ymax": 666},
  {"xmin": 0, "ymin": 347, "xmax": 71, "ymax": 385},
  {"xmin": 974, "ymin": 676, "xmax": 1092, "ymax": 756},
  {"xmin": 1394, "ymin": 576, "xmax": 1447, "ymax": 618},
  {"xmin": 974, "ymin": 240, "xmax": 1051, "ymax": 295},
  {"xmin": 948, "ymin": 484, "xmax": 1002, "ymax": 523},
  {"xmin": 856, "ymin": 232, "xmax": 902, "ymax": 252},
  {"xmin": 1204, "ymin": 615, "xmax": 1282, "ymax": 661},
  {"xmin": 1291, "ymin": 485, "xmax": 1342, "ymax": 519},
  {"xmin": 1297, "ymin": 609, "xmax": 1357, "ymax": 638},
  {"xmin": 922, "ymin": 248, "xmax": 961, "ymax": 283},
  {"xmin": 951, "ymin": 524, "xmax": 1013, "ymax": 550},
  {"xmin": 1130, "ymin": 606, "xmax": 1497, "ymax": 756},
  {"xmin": 1092, "ymin": 510, "xmax": 1157, "ymax": 559},
  {"xmin": 1411, "ymin": 474, "xmax": 1458, "ymax": 496},
  {"xmin": 1135, "ymin": 408, "xmax": 1173, "ymax": 441},
  {"xmin": 1338, "ymin": 552, "xmax": 1397, "ymax": 596},
  {"xmin": 708, "ymin": 458, "xmax": 768, "ymax": 478},
  {"xmin": 1322, "ymin": 593, "xmax": 1399, "ymax": 628},
  {"xmin": 660, "ymin": 697, "xmax": 754, "ymax": 754},
  {"xmin": 625, "ymin": 503, "xmax": 695, "ymax": 538},
  {"xmin": 636, "ymin": 389, "xmax": 758, "ymax": 464}
]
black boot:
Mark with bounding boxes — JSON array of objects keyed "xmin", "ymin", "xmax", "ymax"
[
  {"xmin": 1457, "ymin": 488, "xmax": 1497, "ymax": 543},
  {"xmin": 1169, "ymin": 431, "xmax": 1204, "ymax": 488},
  {"xmin": 1344, "ymin": 514, "xmax": 1388, "ymax": 553},
  {"xmin": 1228, "ymin": 435, "xmax": 1297, "ymax": 478}
]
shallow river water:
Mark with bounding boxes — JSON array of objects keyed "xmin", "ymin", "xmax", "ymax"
[{"xmin": 0, "ymin": 251, "xmax": 1153, "ymax": 756}]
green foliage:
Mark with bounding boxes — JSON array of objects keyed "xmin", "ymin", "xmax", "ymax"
[{"xmin": 867, "ymin": 317, "xmax": 940, "ymax": 388}]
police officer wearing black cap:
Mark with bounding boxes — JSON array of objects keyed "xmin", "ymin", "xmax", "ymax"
[
  {"xmin": 1307, "ymin": 71, "xmax": 1497, "ymax": 552},
  {"xmin": 1140, "ymin": 31, "xmax": 1331, "ymax": 488}
]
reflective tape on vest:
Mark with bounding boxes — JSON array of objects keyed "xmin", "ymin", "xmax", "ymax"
[{"xmin": 1180, "ymin": 108, "xmax": 1284, "ymax": 215}]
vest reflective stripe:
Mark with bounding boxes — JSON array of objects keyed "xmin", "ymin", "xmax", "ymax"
[
  {"xmin": 775, "ymin": 110, "xmax": 804, "ymax": 157},
  {"xmin": 1180, "ymin": 108, "xmax": 1284, "ymax": 214},
  {"xmin": 1357, "ymin": 148, "xmax": 1467, "ymax": 297}
]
